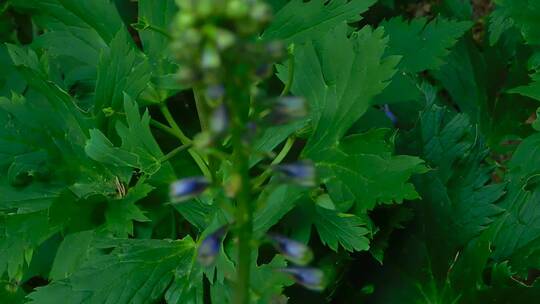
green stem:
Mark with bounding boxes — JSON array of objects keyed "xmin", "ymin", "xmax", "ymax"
[
  {"xmin": 150, "ymin": 119, "xmax": 177, "ymax": 137},
  {"xmin": 159, "ymin": 104, "xmax": 192, "ymax": 144},
  {"xmin": 142, "ymin": 23, "xmax": 173, "ymax": 40},
  {"xmin": 193, "ymin": 87, "xmax": 210, "ymax": 131},
  {"xmin": 159, "ymin": 143, "xmax": 191, "ymax": 163},
  {"xmin": 280, "ymin": 45, "xmax": 295, "ymax": 97},
  {"xmin": 159, "ymin": 104, "xmax": 212, "ymax": 179},
  {"xmin": 193, "ymin": 87, "xmax": 219, "ymax": 182},
  {"xmin": 229, "ymin": 78, "xmax": 253, "ymax": 304},
  {"xmin": 252, "ymin": 136, "xmax": 295, "ymax": 189}
]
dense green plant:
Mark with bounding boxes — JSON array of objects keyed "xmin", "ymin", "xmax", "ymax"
[{"xmin": 1, "ymin": 0, "xmax": 540, "ymax": 303}]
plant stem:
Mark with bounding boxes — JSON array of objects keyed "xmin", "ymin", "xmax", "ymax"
[
  {"xmin": 252, "ymin": 136, "xmax": 295, "ymax": 189},
  {"xmin": 228, "ymin": 74, "xmax": 253, "ymax": 304},
  {"xmin": 150, "ymin": 119, "xmax": 178, "ymax": 137},
  {"xmin": 232, "ymin": 138, "xmax": 252, "ymax": 304},
  {"xmin": 159, "ymin": 104, "xmax": 192, "ymax": 144},
  {"xmin": 193, "ymin": 87, "xmax": 210, "ymax": 131},
  {"xmin": 194, "ymin": 87, "xmax": 220, "ymax": 182},
  {"xmin": 159, "ymin": 104, "xmax": 212, "ymax": 179},
  {"xmin": 280, "ymin": 45, "xmax": 295, "ymax": 97},
  {"xmin": 144, "ymin": 24, "xmax": 173, "ymax": 39},
  {"xmin": 159, "ymin": 143, "xmax": 191, "ymax": 163}
]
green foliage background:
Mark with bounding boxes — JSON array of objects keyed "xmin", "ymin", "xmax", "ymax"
[{"xmin": 1, "ymin": 0, "xmax": 540, "ymax": 303}]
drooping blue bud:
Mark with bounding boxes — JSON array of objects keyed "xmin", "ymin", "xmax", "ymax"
[
  {"xmin": 265, "ymin": 40, "xmax": 286, "ymax": 61},
  {"xmin": 197, "ymin": 226, "xmax": 227, "ymax": 266},
  {"xmin": 274, "ymin": 161, "xmax": 316, "ymax": 187},
  {"xmin": 206, "ymin": 84, "xmax": 225, "ymax": 100},
  {"xmin": 210, "ymin": 103, "xmax": 229, "ymax": 135},
  {"xmin": 170, "ymin": 177, "xmax": 209, "ymax": 203},
  {"xmin": 268, "ymin": 96, "xmax": 308, "ymax": 124},
  {"xmin": 278, "ymin": 267, "xmax": 326, "ymax": 291},
  {"xmin": 383, "ymin": 104, "xmax": 398, "ymax": 125},
  {"xmin": 268, "ymin": 234, "xmax": 313, "ymax": 266}
]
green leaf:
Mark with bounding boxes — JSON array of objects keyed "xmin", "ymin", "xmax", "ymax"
[
  {"xmin": 84, "ymin": 129, "xmax": 141, "ymax": 168},
  {"xmin": 488, "ymin": 5, "xmax": 515, "ymax": 45},
  {"xmin": 314, "ymin": 205, "xmax": 370, "ymax": 252},
  {"xmin": 249, "ymin": 119, "xmax": 307, "ymax": 167},
  {"xmin": 533, "ymin": 107, "xmax": 540, "ymax": 131},
  {"xmin": 2, "ymin": 44, "xmax": 125, "ymax": 199},
  {"xmin": 491, "ymin": 132, "xmax": 540, "ymax": 272},
  {"xmin": 490, "ymin": 0, "xmax": 540, "ymax": 45},
  {"xmin": 406, "ymin": 104, "xmax": 506, "ymax": 249},
  {"xmin": 278, "ymin": 23, "xmax": 426, "ymax": 255},
  {"xmin": 49, "ymin": 231, "xmax": 95, "ymax": 281},
  {"xmin": 317, "ymin": 129, "xmax": 428, "ymax": 211},
  {"xmin": 279, "ymin": 24, "xmax": 400, "ymax": 154},
  {"xmin": 431, "ymin": 39, "xmax": 489, "ymax": 124},
  {"xmin": 86, "ymin": 94, "xmax": 173, "ymax": 177},
  {"xmin": 10, "ymin": 0, "xmax": 123, "ymax": 44},
  {"xmin": 253, "ymin": 184, "xmax": 305, "ymax": 238},
  {"xmin": 0, "ymin": 45, "xmax": 25, "ymax": 96},
  {"xmin": 94, "ymin": 29, "xmax": 152, "ymax": 115},
  {"xmin": 137, "ymin": 0, "xmax": 180, "ymax": 102},
  {"xmin": 210, "ymin": 253, "xmax": 292, "ymax": 304},
  {"xmin": 137, "ymin": 0, "xmax": 176, "ymax": 66},
  {"xmin": 263, "ymin": 0, "xmax": 377, "ymax": 44},
  {"xmin": 27, "ymin": 236, "xmax": 198, "ymax": 304},
  {"xmin": 0, "ymin": 210, "xmax": 59, "ymax": 280},
  {"xmin": 0, "ymin": 178, "xmax": 63, "ymax": 212},
  {"xmin": 509, "ymin": 71, "xmax": 540, "ymax": 101},
  {"xmin": 6, "ymin": 44, "xmax": 90, "ymax": 145},
  {"xmin": 381, "ymin": 17, "xmax": 472, "ymax": 73},
  {"xmin": 173, "ymin": 198, "xmax": 218, "ymax": 232},
  {"xmin": 285, "ymin": 198, "xmax": 370, "ymax": 252},
  {"xmin": 370, "ymin": 103, "xmax": 510, "ymax": 302},
  {"xmin": 267, "ymin": 0, "xmax": 288, "ymax": 13},
  {"xmin": 10, "ymin": 0, "xmax": 125, "ymax": 86},
  {"xmin": 104, "ymin": 183, "xmax": 153, "ymax": 237}
]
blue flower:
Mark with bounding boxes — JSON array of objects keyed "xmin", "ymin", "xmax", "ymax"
[
  {"xmin": 268, "ymin": 234, "xmax": 313, "ymax": 265},
  {"xmin": 383, "ymin": 104, "xmax": 398, "ymax": 125},
  {"xmin": 278, "ymin": 267, "xmax": 326, "ymax": 291},
  {"xmin": 197, "ymin": 226, "xmax": 227, "ymax": 266},
  {"xmin": 206, "ymin": 84, "xmax": 225, "ymax": 100},
  {"xmin": 268, "ymin": 96, "xmax": 308, "ymax": 124},
  {"xmin": 274, "ymin": 161, "xmax": 316, "ymax": 187},
  {"xmin": 170, "ymin": 177, "xmax": 209, "ymax": 203}
]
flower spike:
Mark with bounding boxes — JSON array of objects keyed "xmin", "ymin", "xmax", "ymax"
[
  {"xmin": 197, "ymin": 226, "xmax": 228, "ymax": 267},
  {"xmin": 278, "ymin": 267, "xmax": 326, "ymax": 291},
  {"xmin": 268, "ymin": 234, "xmax": 313, "ymax": 266},
  {"xmin": 170, "ymin": 177, "xmax": 210, "ymax": 203}
]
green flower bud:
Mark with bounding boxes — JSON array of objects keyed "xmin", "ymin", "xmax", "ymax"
[
  {"xmin": 183, "ymin": 28, "xmax": 202, "ymax": 46},
  {"xmin": 176, "ymin": 67, "xmax": 199, "ymax": 85},
  {"xmin": 196, "ymin": 0, "xmax": 214, "ymax": 18},
  {"xmin": 214, "ymin": 28, "xmax": 236, "ymax": 50},
  {"xmin": 201, "ymin": 45, "xmax": 221, "ymax": 70},
  {"xmin": 227, "ymin": 0, "xmax": 250, "ymax": 18},
  {"xmin": 250, "ymin": 3, "xmax": 272, "ymax": 24},
  {"xmin": 174, "ymin": 13, "xmax": 195, "ymax": 28}
]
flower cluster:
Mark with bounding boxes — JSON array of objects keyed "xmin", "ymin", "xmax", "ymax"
[
  {"xmin": 269, "ymin": 234, "xmax": 326, "ymax": 291},
  {"xmin": 171, "ymin": 0, "xmax": 278, "ymax": 89},
  {"xmin": 169, "ymin": 0, "xmax": 324, "ymax": 296}
]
